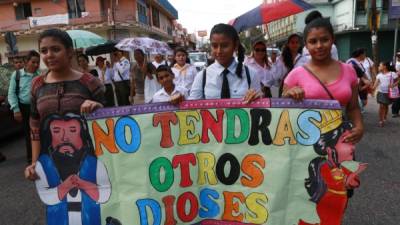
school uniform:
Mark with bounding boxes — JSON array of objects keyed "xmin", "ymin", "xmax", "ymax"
[
  {"xmin": 96, "ymin": 66, "xmax": 115, "ymax": 107},
  {"xmin": 171, "ymin": 63, "xmax": 197, "ymax": 91},
  {"xmin": 188, "ymin": 60, "xmax": 261, "ymax": 100},
  {"xmin": 113, "ymin": 57, "xmax": 131, "ymax": 106},
  {"xmin": 7, "ymin": 68, "xmax": 40, "ymax": 162},
  {"xmin": 271, "ymin": 54, "xmax": 307, "ymax": 88},
  {"xmin": 151, "ymin": 85, "xmax": 188, "ymax": 103},
  {"xmin": 244, "ymin": 57, "xmax": 274, "ymax": 97}
]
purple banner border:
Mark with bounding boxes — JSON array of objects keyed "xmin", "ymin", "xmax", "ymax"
[{"xmin": 86, "ymin": 98, "xmax": 340, "ymax": 120}]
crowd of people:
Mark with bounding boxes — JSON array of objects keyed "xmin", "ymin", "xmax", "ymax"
[
  {"xmin": 0, "ymin": 12, "xmax": 397, "ymax": 223},
  {"xmin": 0, "ymin": 11, "xmax": 397, "ymax": 167}
]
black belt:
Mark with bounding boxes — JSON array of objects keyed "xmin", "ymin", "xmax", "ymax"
[{"xmin": 68, "ymin": 202, "xmax": 82, "ymax": 212}]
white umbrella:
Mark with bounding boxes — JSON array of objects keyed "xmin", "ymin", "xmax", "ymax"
[{"xmin": 115, "ymin": 37, "xmax": 173, "ymax": 55}]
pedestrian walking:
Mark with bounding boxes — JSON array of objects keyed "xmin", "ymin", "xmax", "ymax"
[
  {"xmin": 244, "ymin": 40, "xmax": 274, "ymax": 97},
  {"xmin": 373, "ymin": 61, "xmax": 399, "ymax": 127},
  {"xmin": 112, "ymin": 50, "xmax": 131, "ymax": 106},
  {"xmin": 189, "ymin": 23, "xmax": 261, "ymax": 102},
  {"xmin": 171, "ymin": 47, "xmax": 197, "ymax": 91},
  {"xmin": 151, "ymin": 65, "xmax": 188, "ymax": 104},
  {"xmin": 24, "ymin": 28, "xmax": 104, "ymax": 180},
  {"xmin": 95, "ymin": 57, "xmax": 115, "ymax": 107},
  {"xmin": 130, "ymin": 49, "xmax": 156, "ymax": 104},
  {"xmin": 273, "ymin": 33, "xmax": 307, "ymax": 96},
  {"xmin": 7, "ymin": 50, "xmax": 41, "ymax": 163}
]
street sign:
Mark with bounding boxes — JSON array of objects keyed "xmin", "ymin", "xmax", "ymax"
[{"xmin": 197, "ymin": 30, "xmax": 207, "ymax": 37}]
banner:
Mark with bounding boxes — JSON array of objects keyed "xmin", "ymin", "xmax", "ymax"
[
  {"xmin": 29, "ymin": 13, "xmax": 69, "ymax": 28},
  {"xmin": 35, "ymin": 99, "xmax": 365, "ymax": 225}
]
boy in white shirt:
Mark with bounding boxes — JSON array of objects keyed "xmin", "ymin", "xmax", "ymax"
[{"xmin": 151, "ymin": 65, "xmax": 188, "ymax": 104}]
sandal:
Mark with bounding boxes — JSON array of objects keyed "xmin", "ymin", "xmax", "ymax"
[{"xmin": 379, "ymin": 121, "xmax": 384, "ymax": 127}]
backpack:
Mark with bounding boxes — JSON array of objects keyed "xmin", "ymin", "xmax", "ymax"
[{"xmin": 14, "ymin": 69, "xmax": 21, "ymax": 102}]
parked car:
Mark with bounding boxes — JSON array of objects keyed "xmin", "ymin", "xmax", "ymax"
[
  {"xmin": 267, "ymin": 47, "xmax": 281, "ymax": 56},
  {"xmin": 0, "ymin": 100, "xmax": 22, "ymax": 140},
  {"xmin": 189, "ymin": 52, "xmax": 208, "ymax": 71}
]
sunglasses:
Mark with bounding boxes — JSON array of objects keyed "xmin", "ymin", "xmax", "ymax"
[{"xmin": 254, "ymin": 48, "xmax": 266, "ymax": 52}]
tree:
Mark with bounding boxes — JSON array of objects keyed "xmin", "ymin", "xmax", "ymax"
[{"xmin": 239, "ymin": 27, "xmax": 265, "ymax": 55}]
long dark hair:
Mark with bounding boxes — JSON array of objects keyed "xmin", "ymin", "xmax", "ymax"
[
  {"xmin": 38, "ymin": 28, "xmax": 73, "ymax": 50},
  {"xmin": 172, "ymin": 47, "xmax": 190, "ymax": 67},
  {"xmin": 305, "ymin": 121, "xmax": 352, "ymax": 203},
  {"xmin": 252, "ymin": 41, "xmax": 270, "ymax": 68},
  {"xmin": 303, "ymin": 17, "xmax": 334, "ymax": 42},
  {"xmin": 210, "ymin": 23, "xmax": 245, "ymax": 78},
  {"xmin": 281, "ymin": 33, "xmax": 302, "ymax": 71}
]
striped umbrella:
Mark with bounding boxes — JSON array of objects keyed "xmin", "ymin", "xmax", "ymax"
[{"xmin": 229, "ymin": 0, "xmax": 315, "ymax": 32}]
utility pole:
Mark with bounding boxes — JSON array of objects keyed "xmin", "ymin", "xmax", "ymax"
[{"xmin": 370, "ymin": 0, "xmax": 379, "ymax": 80}]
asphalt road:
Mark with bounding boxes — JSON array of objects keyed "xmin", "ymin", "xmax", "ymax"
[{"xmin": 0, "ymin": 99, "xmax": 399, "ymax": 225}]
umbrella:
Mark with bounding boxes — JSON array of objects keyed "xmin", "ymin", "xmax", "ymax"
[
  {"xmin": 85, "ymin": 40, "xmax": 118, "ymax": 56},
  {"xmin": 115, "ymin": 37, "xmax": 173, "ymax": 55},
  {"xmin": 66, "ymin": 30, "xmax": 107, "ymax": 49},
  {"xmin": 229, "ymin": 0, "xmax": 315, "ymax": 32}
]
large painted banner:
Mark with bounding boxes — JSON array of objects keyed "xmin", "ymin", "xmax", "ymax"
[{"xmin": 35, "ymin": 99, "xmax": 366, "ymax": 225}]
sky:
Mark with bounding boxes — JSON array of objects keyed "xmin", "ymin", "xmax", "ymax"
[{"xmin": 169, "ymin": 0, "xmax": 262, "ymax": 36}]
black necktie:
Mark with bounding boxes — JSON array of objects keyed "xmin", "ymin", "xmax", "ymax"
[{"xmin": 221, "ymin": 69, "xmax": 230, "ymax": 99}]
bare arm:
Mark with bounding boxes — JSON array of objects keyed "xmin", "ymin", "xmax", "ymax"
[{"xmin": 344, "ymin": 85, "xmax": 364, "ymax": 144}]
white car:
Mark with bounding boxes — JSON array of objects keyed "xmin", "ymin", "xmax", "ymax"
[{"xmin": 189, "ymin": 52, "xmax": 208, "ymax": 71}]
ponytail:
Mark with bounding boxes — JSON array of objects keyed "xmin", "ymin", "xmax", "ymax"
[
  {"xmin": 236, "ymin": 43, "xmax": 245, "ymax": 78},
  {"xmin": 210, "ymin": 23, "xmax": 244, "ymax": 78}
]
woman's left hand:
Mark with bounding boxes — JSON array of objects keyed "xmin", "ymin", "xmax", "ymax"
[
  {"xmin": 243, "ymin": 89, "xmax": 261, "ymax": 104},
  {"xmin": 343, "ymin": 126, "xmax": 364, "ymax": 144},
  {"xmin": 80, "ymin": 100, "xmax": 103, "ymax": 114}
]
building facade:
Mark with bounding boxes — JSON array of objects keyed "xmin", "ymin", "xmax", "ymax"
[
  {"xmin": 263, "ymin": 0, "xmax": 398, "ymax": 61},
  {"xmin": 0, "ymin": 0, "xmax": 180, "ymax": 61}
]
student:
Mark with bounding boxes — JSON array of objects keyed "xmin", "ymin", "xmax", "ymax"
[
  {"xmin": 347, "ymin": 48, "xmax": 372, "ymax": 113},
  {"xmin": 373, "ymin": 61, "xmax": 398, "ymax": 127},
  {"xmin": 112, "ymin": 49, "xmax": 131, "ymax": 106},
  {"xmin": 189, "ymin": 23, "xmax": 261, "ymax": 102},
  {"xmin": 152, "ymin": 65, "xmax": 188, "ymax": 104},
  {"xmin": 273, "ymin": 33, "xmax": 307, "ymax": 96},
  {"xmin": 7, "ymin": 50, "xmax": 41, "ymax": 163},
  {"xmin": 171, "ymin": 47, "xmax": 197, "ymax": 91},
  {"xmin": 95, "ymin": 57, "xmax": 115, "ymax": 107},
  {"xmin": 244, "ymin": 40, "xmax": 273, "ymax": 97},
  {"xmin": 283, "ymin": 17, "xmax": 363, "ymax": 144},
  {"xmin": 77, "ymin": 53, "xmax": 98, "ymax": 77},
  {"xmin": 302, "ymin": 10, "xmax": 339, "ymax": 61},
  {"xmin": 130, "ymin": 49, "xmax": 158, "ymax": 104},
  {"xmin": 152, "ymin": 54, "xmax": 166, "ymax": 69},
  {"xmin": 24, "ymin": 28, "xmax": 104, "ymax": 180}
]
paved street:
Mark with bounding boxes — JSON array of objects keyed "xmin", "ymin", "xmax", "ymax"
[{"xmin": 0, "ymin": 98, "xmax": 399, "ymax": 225}]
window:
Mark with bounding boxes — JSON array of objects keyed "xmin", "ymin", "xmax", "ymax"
[
  {"xmin": 152, "ymin": 8, "xmax": 160, "ymax": 28},
  {"xmin": 15, "ymin": 3, "xmax": 32, "ymax": 20},
  {"xmin": 67, "ymin": 0, "xmax": 86, "ymax": 19},
  {"xmin": 356, "ymin": 0, "xmax": 367, "ymax": 11},
  {"xmin": 382, "ymin": 0, "xmax": 389, "ymax": 11},
  {"xmin": 137, "ymin": 3, "xmax": 147, "ymax": 24}
]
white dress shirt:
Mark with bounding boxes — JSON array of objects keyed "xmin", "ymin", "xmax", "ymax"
[
  {"xmin": 171, "ymin": 63, "xmax": 197, "ymax": 91},
  {"xmin": 113, "ymin": 57, "xmax": 130, "ymax": 81},
  {"xmin": 96, "ymin": 67, "xmax": 113, "ymax": 84},
  {"xmin": 244, "ymin": 57, "xmax": 273, "ymax": 87},
  {"xmin": 151, "ymin": 85, "xmax": 188, "ymax": 103},
  {"xmin": 189, "ymin": 60, "xmax": 261, "ymax": 100},
  {"xmin": 271, "ymin": 54, "xmax": 307, "ymax": 87}
]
